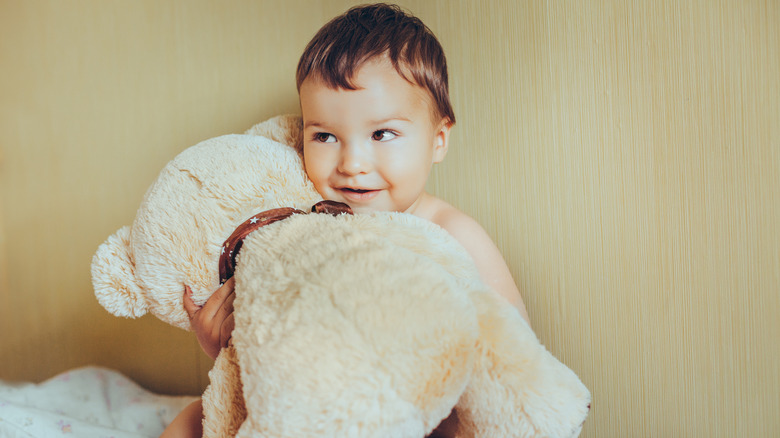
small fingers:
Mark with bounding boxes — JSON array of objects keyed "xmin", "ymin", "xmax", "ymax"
[
  {"xmin": 220, "ymin": 313, "xmax": 235, "ymax": 349},
  {"xmin": 214, "ymin": 289, "xmax": 236, "ymax": 324},
  {"xmin": 182, "ymin": 285, "xmax": 202, "ymax": 319},
  {"xmin": 201, "ymin": 277, "xmax": 236, "ymax": 318}
]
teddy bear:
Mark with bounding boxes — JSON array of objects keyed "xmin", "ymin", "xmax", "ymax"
[{"xmin": 91, "ymin": 115, "xmax": 591, "ymax": 437}]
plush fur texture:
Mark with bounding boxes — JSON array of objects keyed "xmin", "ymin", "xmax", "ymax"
[
  {"xmin": 92, "ymin": 116, "xmax": 320, "ymax": 330},
  {"xmin": 92, "ymin": 115, "xmax": 591, "ymax": 437}
]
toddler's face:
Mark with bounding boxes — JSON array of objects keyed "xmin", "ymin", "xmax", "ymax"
[{"xmin": 299, "ymin": 57, "xmax": 449, "ymax": 214}]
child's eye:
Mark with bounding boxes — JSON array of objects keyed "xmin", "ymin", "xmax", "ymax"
[
  {"xmin": 313, "ymin": 132, "xmax": 336, "ymax": 143},
  {"xmin": 371, "ymin": 130, "xmax": 397, "ymax": 142}
]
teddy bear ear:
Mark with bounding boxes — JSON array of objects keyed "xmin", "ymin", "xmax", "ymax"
[
  {"xmin": 244, "ymin": 114, "xmax": 303, "ymax": 152},
  {"xmin": 91, "ymin": 226, "xmax": 149, "ymax": 318}
]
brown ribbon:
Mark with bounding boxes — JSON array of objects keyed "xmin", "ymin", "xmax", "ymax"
[
  {"xmin": 218, "ymin": 201, "xmax": 353, "ymax": 284},
  {"xmin": 310, "ymin": 199, "xmax": 354, "ymax": 216}
]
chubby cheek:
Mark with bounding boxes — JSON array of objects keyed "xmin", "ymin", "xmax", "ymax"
[
  {"xmin": 382, "ymin": 151, "xmax": 431, "ymax": 189},
  {"xmin": 303, "ymin": 149, "xmax": 329, "ymax": 190}
]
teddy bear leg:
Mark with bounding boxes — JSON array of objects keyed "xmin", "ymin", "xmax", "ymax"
[{"xmin": 202, "ymin": 345, "xmax": 248, "ymax": 438}]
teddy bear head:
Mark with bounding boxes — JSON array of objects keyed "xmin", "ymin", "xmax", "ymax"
[{"xmin": 91, "ymin": 115, "xmax": 322, "ymax": 329}]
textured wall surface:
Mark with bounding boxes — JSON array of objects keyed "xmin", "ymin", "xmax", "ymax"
[{"xmin": 1, "ymin": 1, "xmax": 778, "ymax": 436}]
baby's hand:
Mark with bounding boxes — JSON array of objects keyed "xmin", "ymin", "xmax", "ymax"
[{"xmin": 183, "ymin": 278, "xmax": 235, "ymax": 360}]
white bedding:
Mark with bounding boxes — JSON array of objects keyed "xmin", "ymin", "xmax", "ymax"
[{"xmin": 0, "ymin": 367, "xmax": 197, "ymax": 438}]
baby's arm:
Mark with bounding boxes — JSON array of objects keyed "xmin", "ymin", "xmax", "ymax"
[
  {"xmin": 436, "ymin": 208, "xmax": 531, "ymax": 325},
  {"xmin": 160, "ymin": 399, "xmax": 203, "ymax": 438},
  {"xmin": 183, "ymin": 278, "xmax": 236, "ymax": 360},
  {"xmin": 161, "ymin": 281, "xmax": 236, "ymax": 437}
]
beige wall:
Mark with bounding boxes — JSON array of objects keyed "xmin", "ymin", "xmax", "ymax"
[{"xmin": 1, "ymin": 1, "xmax": 777, "ymax": 436}]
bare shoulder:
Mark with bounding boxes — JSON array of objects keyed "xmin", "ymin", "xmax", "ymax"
[
  {"xmin": 410, "ymin": 193, "xmax": 480, "ymax": 237},
  {"xmin": 423, "ymin": 196, "xmax": 531, "ymax": 324},
  {"xmin": 429, "ymin": 201, "xmax": 493, "ymax": 248},
  {"xmin": 416, "ymin": 195, "xmax": 487, "ymax": 247}
]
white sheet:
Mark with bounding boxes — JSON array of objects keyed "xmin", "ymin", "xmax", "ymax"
[{"xmin": 0, "ymin": 366, "xmax": 197, "ymax": 438}]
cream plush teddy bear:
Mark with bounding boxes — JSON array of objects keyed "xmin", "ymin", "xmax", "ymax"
[{"xmin": 91, "ymin": 115, "xmax": 591, "ymax": 437}]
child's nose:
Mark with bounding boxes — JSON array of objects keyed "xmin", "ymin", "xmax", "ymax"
[{"xmin": 338, "ymin": 142, "xmax": 372, "ymax": 175}]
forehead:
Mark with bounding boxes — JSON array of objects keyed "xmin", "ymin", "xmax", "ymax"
[{"xmin": 299, "ymin": 58, "xmax": 436, "ymax": 125}]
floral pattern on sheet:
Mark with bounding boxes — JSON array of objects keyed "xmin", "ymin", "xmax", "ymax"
[{"xmin": 0, "ymin": 367, "xmax": 197, "ymax": 438}]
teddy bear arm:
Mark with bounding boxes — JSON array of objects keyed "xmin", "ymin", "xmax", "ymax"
[{"xmin": 456, "ymin": 288, "xmax": 591, "ymax": 438}]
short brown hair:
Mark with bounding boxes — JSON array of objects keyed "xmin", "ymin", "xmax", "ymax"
[{"xmin": 296, "ymin": 3, "xmax": 455, "ymax": 124}]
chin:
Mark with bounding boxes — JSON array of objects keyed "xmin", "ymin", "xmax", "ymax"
[{"xmin": 344, "ymin": 204, "xmax": 379, "ymax": 214}]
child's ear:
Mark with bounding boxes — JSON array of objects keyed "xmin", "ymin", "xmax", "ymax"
[{"xmin": 432, "ymin": 118, "xmax": 453, "ymax": 163}]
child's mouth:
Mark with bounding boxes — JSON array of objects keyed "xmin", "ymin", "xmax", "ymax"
[{"xmin": 338, "ymin": 187, "xmax": 380, "ymax": 201}]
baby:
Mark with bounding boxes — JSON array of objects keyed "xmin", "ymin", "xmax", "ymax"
[{"xmin": 163, "ymin": 3, "xmax": 530, "ymax": 437}]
